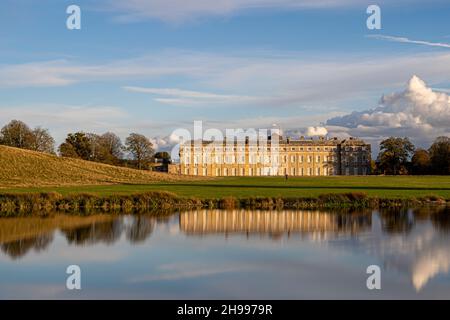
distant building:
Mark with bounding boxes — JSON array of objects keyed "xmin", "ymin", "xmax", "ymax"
[{"xmin": 176, "ymin": 136, "xmax": 371, "ymax": 176}]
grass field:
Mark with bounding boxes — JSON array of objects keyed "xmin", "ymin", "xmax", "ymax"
[
  {"xmin": 2, "ymin": 176, "xmax": 450, "ymax": 200},
  {"xmin": 0, "ymin": 145, "xmax": 198, "ymax": 187},
  {"xmin": 1, "ymin": 145, "xmax": 449, "ymax": 200}
]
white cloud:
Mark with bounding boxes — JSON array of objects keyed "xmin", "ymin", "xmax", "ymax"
[
  {"xmin": 367, "ymin": 35, "xmax": 450, "ymax": 49},
  {"xmin": 3, "ymin": 51, "xmax": 450, "ymax": 111},
  {"xmin": 305, "ymin": 126, "xmax": 328, "ymax": 136},
  {"xmin": 326, "ymin": 76, "xmax": 450, "ymax": 149},
  {"xmin": 0, "ymin": 55, "xmax": 203, "ymax": 88},
  {"xmin": 123, "ymin": 86, "xmax": 263, "ymax": 106}
]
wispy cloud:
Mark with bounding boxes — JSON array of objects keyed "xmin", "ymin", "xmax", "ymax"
[
  {"xmin": 127, "ymin": 262, "xmax": 246, "ymax": 283},
  {"xmin": 4, "ymin": 50, "xmax": 450, "ymax": 110},
  {"xmin": 367, "ymin": 34, "xmax": 450, "ymax": 49},
  {"xmin": 123, "ymin": 86, "xmax": 266, "ymax": 106}
]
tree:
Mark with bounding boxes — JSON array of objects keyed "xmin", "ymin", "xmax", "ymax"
[
  {"xmin": 0, "ymin": 120, "xmax": 34, "ymax": 149},
  {"xmin": 0, "ymin": 120, "xmax": 55, "ymax": 154},
  {"xmin": 125, "ymin": 133, "xmax": 154, "ymax": 169},
  {"xmin": 99, "ymin": 132, "xmax": 124, "ymax": 164},
  {"xmin": 429, "ymin": 136, "xmax": 450, "ymax": 175},
  {"xmin": 411, "ymin": 149, "xmax": 431, "ymax": 175},
  {"xmin": 153, "ymin": 151, "xmax": 171, "ymax": 164},
  {"xmin": 377, "ymin": 137, "xmax": 415, "ymax": 175},
  {"xmin": 59, "ymin": 132, "xmax": 92, "ymax": 160},
  {"xmin": 30, "ymin": 127, "xmax": 55, "ymax": 154},
  {"xmin": 88, "ymin": 132, "xmax": 124, "ymax": 165}
]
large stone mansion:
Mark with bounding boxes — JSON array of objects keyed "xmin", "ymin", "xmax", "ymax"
[{"xmin": 171, "ymin": 135, "xmax": 371, "ymax": 176}]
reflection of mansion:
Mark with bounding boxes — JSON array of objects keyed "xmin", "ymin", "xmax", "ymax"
[
  {"xmin": 172, "ymin": 135, "xmax": 371, "ymax": 176},
  {"xmin": 180, "ymin": 210, "xmax": 371, "ymax": 237}
]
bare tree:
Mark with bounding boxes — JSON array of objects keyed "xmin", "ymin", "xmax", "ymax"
[
  {"xmin": 30, "ymin": 127, "xmax": 55, "ymax": 154},
  {"xmin": 125, "ymin": 133, "xmax": 154, "ymax": 169},
  {"xmin": 0, "ymin": 120, "xmax": 34, "ymax": 149}
]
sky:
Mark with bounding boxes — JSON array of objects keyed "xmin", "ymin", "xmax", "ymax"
[{"xmin": 1, "ymin": 0, "xmax": 450, "ymax": 155}]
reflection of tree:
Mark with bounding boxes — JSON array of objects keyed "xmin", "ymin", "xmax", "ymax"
[
  {"xmin": 380, "ymin": 209, "xmax": 414, "ymax": 234},
  {"xmin": 61, "ymin": 219, "xmax": 124, "ymax": 245},
  {"xmin": 126, "ymin": 216, "xmax": 155, "ymax": 243},
  {"xmin": 1, "ymin": 233, "xmax": 53, "ymax": 259},
  {"xmin": 431, "ymin": 207, "xmax": 450, "ymax": 233}
]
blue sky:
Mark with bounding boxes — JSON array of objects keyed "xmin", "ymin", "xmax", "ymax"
[{"xmin": 1, "ymin": 0, "xmax": 450, "ymax": 151}]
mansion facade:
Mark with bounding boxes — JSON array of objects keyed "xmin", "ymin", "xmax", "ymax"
[{"xmin": 172, "ymin": 136, "xmax": 371, "ymax": 177}]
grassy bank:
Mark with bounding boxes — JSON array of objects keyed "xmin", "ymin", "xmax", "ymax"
[
  {"xmin": 0, "ymin": 145, "xmax": 202, "ymax": 187},
  {"xmin": 0, "ymin": 190, "xmax": 447, "ymax": 216},
  {"xmin": 2, "ymin": 176, "xmax": 450, "ymax": 199}
]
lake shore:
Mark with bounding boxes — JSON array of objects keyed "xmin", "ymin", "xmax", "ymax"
[{"xmin": 0, "ymin": 191, "xmax": 448, "ymax": 216}]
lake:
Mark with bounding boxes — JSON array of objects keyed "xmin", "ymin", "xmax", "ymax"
[{"xmin": 1, "ymin": 207, "xmax": 450, "ymax": 299}]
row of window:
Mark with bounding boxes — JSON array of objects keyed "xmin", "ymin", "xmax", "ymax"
[
  {"xmin": 184, "ymin": 167, "xmax": 367, "ymax": 176},
  {"xmin": 184, "ymin": 167, "xmax": 334, "ymax": 176},
  {"xmin": 182, "ymin": 147, "xmax": 340, "ymax": 152},
  {"xmin": 182, "ymin": 145, "xmax": 367, "ymax": 152},
  {"xmin": 184, "ymin": 155, "xmax": 336, "ymax": 164}
]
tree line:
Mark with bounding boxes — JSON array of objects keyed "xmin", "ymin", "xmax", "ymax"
[
  {"xmin": 0, "ymin": 120, "xmax": 170, "ymax": 170},
  {"xmin": 1, "ymin": 119, "xmax": 448, "ymax": 175},
  {"xmin": 374, "ymin": 136, "xmax": 450, "ymax": 175}
]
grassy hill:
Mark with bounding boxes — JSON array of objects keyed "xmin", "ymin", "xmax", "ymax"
[{"xmin": 0, "ymin": 145, "xmax": 193, "ymax": 188}]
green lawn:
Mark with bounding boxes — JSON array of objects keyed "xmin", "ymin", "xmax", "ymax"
[{"xmin": 1, "ymin": 176, "xmax": 450, "ymax": 199}]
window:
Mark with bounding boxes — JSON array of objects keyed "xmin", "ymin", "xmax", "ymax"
[
  {"xmin": 299, "ymin": 155, "xmax": 303, "ymax": 163},
  {"xmin": 316, "ymin": 156, "xmax": 320, "ymax": 163}
]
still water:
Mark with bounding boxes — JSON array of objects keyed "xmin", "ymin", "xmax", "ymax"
[{"xmin": 1, "ymin": 207, "xmax": 450, "ymax": 299}]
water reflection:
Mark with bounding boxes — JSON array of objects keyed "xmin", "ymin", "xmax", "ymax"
[
  {"xmin": 1, "ymin": 233, "xmax": 53, "ymax": 259},
  {"xmin": 179, "ymin": 209, "xmax": 372, "ymax": 239},
  {"xmin": 1, "ymin": 207, "xmax": 450, "ymax": 294}
]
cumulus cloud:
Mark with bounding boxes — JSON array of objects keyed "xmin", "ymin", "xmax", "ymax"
[
  {"xmin": 326, "ymin": 76, "xmax": 450, "ymax": 148},
  {"xmin": 305, "ymin": 126, "xmax": 328, "ymax": 136}
]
